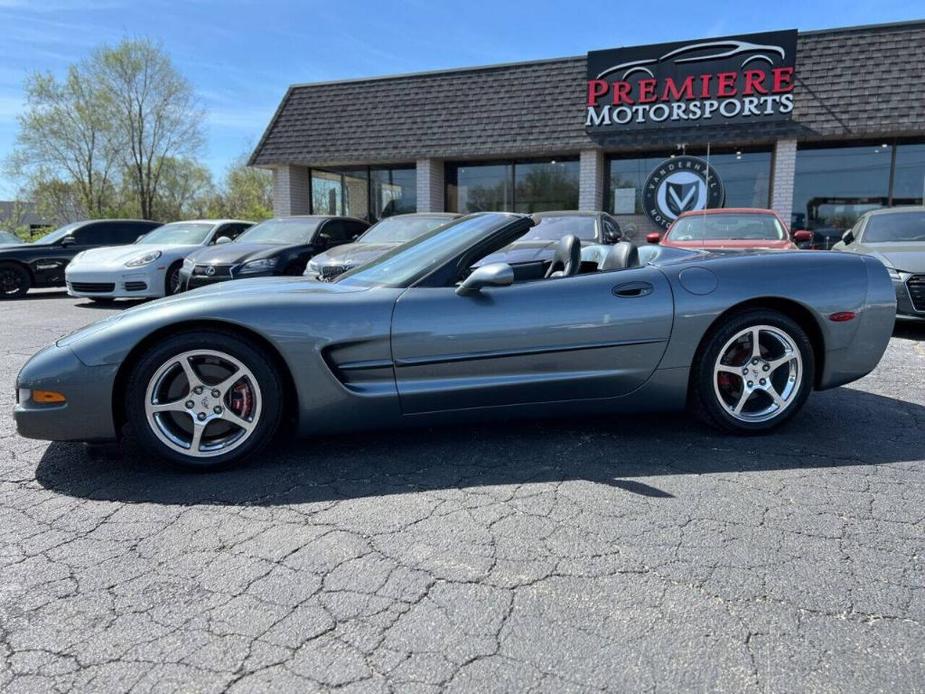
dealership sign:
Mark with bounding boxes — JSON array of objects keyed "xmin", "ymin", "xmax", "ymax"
[
  {"xmin": 586, "ymin": 30, "xmax": 797, "ymax": 131},
  {"xmin": 643, "ymin": 156, "xmax": 724, "ymax": 229}
]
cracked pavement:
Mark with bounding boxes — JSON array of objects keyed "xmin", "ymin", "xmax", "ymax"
[{"xmin": 0, "ymin": 291, "xmax": 923, "ymax": 692}]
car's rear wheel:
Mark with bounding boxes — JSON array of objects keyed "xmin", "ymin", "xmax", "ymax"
[
  {"xmin": 164, "ymin": 262, "xmax": 183, "ymax": 296},
  {"xmin": 125, "ymin": 331, "xmax": 282, "ymax": 469},
  {"xmin": 0, "ymin": 262, "xmax": 31, "ymax": 298},
  {"xmin": 690, "ymin": 309, "xmax": 814, "ymax": 433}
]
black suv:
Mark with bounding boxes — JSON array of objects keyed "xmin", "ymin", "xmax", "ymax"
[{"xmin": 0, "ymin": 219, "xmax": 161, "ymax": 298}]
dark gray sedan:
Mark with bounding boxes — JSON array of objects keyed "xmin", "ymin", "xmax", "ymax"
[
  {"xmin": 833, "ymin": 207, "xmax": 925, "ymax": 319},
  {"xmin": 305, "ymin": 213, "xmax": 459, "ymax": 280},
  {"xmin": 15, "ymin": 212, "xmax": 894, "ymax": 470}
]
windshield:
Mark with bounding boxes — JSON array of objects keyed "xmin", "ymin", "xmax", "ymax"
[
  {"xmin": 668, "ymin": 213, "xmax": 785, "ymax": 241},
  {"xmin": 0, "ymin": 230, "xmax": 21, "ymax": 244},
  {"xmin": 32, "ymin": 221, "xmax": 84, "ymax": 245},
  {"xmin": 522, "ymin": 216, "xmax": 597, "ymax": 242},
  {"xmin": 137, "ymin": 222, "xmax": 213, "ymax": 246},
  {"xmin": 863, "ymin": 212, "xmax": 925, "ymax": 243},
  {"xmin": 337, "ymin": 214, "xmax": 514, "ymax": 288},
  {"xmin": 360, "ymin": 216, "xmax": 452, "ymax": 244},
  {"xmin": 236, "ymin": 218, "xmax": 321, "ymax": 245}
]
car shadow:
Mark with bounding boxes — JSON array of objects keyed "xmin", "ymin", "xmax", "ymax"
[
  {"xmin": 893, "ymin": 320, "xmax": 925, "ymax": 341},
  {"xmin": 74, "ymin": 298, "xmax": 150, "ymax": 310},
  {"xmin": 35, "ymin": 387, "xmax": 925, "ymax": 506},
  {"xmin": 13, "ymin": 290, "xmax": 71, "ymax": 300}
]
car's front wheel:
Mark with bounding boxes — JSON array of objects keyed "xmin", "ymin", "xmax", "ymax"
[
  {"xmin": 690, "ymin": 309, "xmax": 814, "ymax": 433},
  {"xmin": 125, "ymin": 331, "xmax": 283, "ymax": 469},
  {"xmin": 0, "ymin": 262, "xmax": 31, "ymax": 298},
  {"xmin": 165, "ymin": 262, "xmax": 183, "ymax": 296}
]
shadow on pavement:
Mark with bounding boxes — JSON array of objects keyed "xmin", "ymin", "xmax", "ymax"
[
  {"xmin": 74, "ymin": 299, "xmax": 149, "ymax": 310},
  {"xmin": 893, "ymin": 319, "xmax": 925, "ymax": 341},
  {"xmin": 36, "ymin": 386, "xmax": 925, "ymax": 506}
]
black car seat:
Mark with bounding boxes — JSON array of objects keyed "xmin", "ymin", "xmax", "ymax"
[
  {"xmin": 545, "ymin": 235, "xmax": 582, "ymax": 278},
  {"xmin": 599, "ymin": 241, "xmax": 640, "ymax": 271}
]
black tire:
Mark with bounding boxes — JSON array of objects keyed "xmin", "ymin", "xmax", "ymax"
[
  {"xmin": 164, "ymin": 261, "xmax": 183, "ymax": 296},
  {"xmin": 0, "ymin": 262, "xmax": 31, "ymax": 298},
  {"xmin": 689, "ymin": 309, "xmax": 814, "ymax": 434},
  {"xmin": 124, "ymin": 330, "xmax": 283, "ymax": 470}
]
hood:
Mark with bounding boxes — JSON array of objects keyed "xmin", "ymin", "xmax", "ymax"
[
  {"xmin": 662, "ymin": 238, "xmax": 794, "ymax": 251},
  {"xmin": 858, "ymin": 243, "xmax": 925, "ymax": 273},
  {"xmin": 475, "ymin": 239, "xmax": 560, "ymax": 267},
  {"xmin": 185, "ymin": 242, "xmax": 288, "ymax": 266},
  {"xmin": 311, "ymin": 242, "xmax": 397, "ymax": 269},
  {"xmin": 55, "ymin": 276, "xmax": 375, "ymax": 357},
  {"xmin": 70, "ymin": 244, "xmax": 201, "ymax": 267}
]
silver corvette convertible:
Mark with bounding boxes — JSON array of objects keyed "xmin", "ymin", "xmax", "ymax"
[{"xmin": 15, "ymin": 212, "xmax": 895, "ymax": 469}]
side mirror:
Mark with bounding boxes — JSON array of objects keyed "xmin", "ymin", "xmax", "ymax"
[
  {"xmin": 135, "ymin": 234, "xmax": 148, "ymax": 243},
  {"xmin": 214, "ymin": 235, "xmax": 232, "ymax": 245},
  {"xmin": 792, "ymin": 230, "xmax": 813, "ymax": 244},
  {"xmin": 841, "ymin": 230, "xmax": 855, "ymax": 245},
  {"xmin": 60, "ymin": 235, "xmax": 76, "ymax": 246},
  {"xmin": 456, "ymin": 263, "xmax": 514, "ymax": 296},
  {"xmin": 645, "ymin": 232, "xmax": 662, "ymax": 244}
]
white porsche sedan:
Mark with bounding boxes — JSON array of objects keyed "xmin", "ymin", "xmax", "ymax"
[{"xmin": 66, "ymin": 219, "xmax": 253, "ymax": 302}]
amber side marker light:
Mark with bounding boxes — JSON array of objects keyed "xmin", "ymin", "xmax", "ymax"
[
  {"xmin": 32, "ymin": 390, "xmax": 67, "ymax": 404},
  {"xmin": 828, "ymin": 311, "xmax": 857, "ymax": 322}
]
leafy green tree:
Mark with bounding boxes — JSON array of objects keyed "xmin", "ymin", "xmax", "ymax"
[
  {"xmin": 149, "ymin": 157, "xmax": 215, "ymax": 221},
  {"xmin": 11, "ymin": 63, "xmax": 120, "ymax": 217},
  {"xmin": 214, "ymin": 156, "xmax": 273, "ymax": 221}
]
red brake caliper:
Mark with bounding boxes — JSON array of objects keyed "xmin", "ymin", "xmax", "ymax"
[{"xmin": 229, "ymin": 381, "xmax": 252, "ymax": 418}]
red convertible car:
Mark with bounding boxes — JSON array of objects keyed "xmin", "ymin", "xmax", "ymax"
[{"xmin": 647, "ymin": 208, "xmax": 813, "ymax": 251}]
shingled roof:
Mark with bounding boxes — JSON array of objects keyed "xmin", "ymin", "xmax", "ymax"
[{"xmin": 250, "ymin": 20, "xmax": 925, "ymax": 167}]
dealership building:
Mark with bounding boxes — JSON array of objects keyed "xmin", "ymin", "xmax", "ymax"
[{"xmin": 250, "ymin": 20, "xmax": 925, "ymax": 241}]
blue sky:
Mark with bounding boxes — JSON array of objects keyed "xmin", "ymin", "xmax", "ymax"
[{"xmin": 0, "ymin": 0, "xmax": 920, "ymax": 197}]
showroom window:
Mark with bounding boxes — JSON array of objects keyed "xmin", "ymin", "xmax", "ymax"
[
  {"xmin": 607, "ymin": 149, "xmax": 771, "ymax": 240},
  {"xmin": 792, "ymin": 144, "xmax": 892, "ymax": 231},
  {"xmin": 310, "ymin": 166, "xmax": 415, "ymax": 221},
  {"xmin": 446, "ymin": 159, "xmax": 579, "ymax": 214},
  {"xmin": 891, "ymin": 143, "xmax": 925, "ymax": 206}
]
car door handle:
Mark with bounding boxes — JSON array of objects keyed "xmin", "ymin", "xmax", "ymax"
[{"xmin": 612, "ymin": 281, "xmax": 654, "ymax": 298}]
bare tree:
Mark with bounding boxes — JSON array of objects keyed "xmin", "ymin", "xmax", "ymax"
[{"xmin": 94, "ymin": 39, "xmax": 204, "ymax": 219}]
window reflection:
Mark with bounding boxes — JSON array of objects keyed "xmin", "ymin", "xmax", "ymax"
[
  {"xmin": 607, "ymin": 149, "xmax": 771, "ymax": 242},
  {"xmin": 792, "ymin": 144, "xmax": 892, "ymax": 232},
  {"xmin": 310, "ymin": 166, "xmax": 416, "ymax": 221},
  {"xmin": 446, "ymin": 159, "xmax": 579, "ymax": 214}
]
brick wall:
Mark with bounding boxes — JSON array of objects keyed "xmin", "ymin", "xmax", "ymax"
[
  {"xmin": 272, "ymin": 165, "xmax": 310, "ymax": 216},
  {"xmin": 578, "ymin": 150, "xmax": 604, "ymax": 211},
  {"xmin": 770, "ymin": 140, "xmax": 797, "ymax": 225},
  {"xmin": 416, "ymin": 159, "xmax": 445, "ymax": 212}
]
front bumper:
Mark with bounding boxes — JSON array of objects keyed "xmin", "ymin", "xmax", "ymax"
[
  {"xmin": 180, "ymin": 266, "xmax": 275, "ymax": 290},
  {"xmin": 895, "ymin": 275, "xmax": 925, "ymax": 319},
  {"xmin": 14, "ymin": 344, "xmax": 120, "ymax": 442},
  {"xmin": 66, "ymin": 266, "xmax": 164, "ymax": 299}
]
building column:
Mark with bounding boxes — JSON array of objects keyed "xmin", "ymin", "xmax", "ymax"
[
  {"xmin": 579, "ymin": 149, "xmax": 605, "ymax": 211},
  {"xmin": 271, "ymin": 165, "xmax": 310, "ymax": 217},
  {"xmin": 770, "ymin": 139, "xmax": 797, "ymax": 225},
  {"xmin": 416, "ymin": 159, "xmax": 445, "ymax": 212}
]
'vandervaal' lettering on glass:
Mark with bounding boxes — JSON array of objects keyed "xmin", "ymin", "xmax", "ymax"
[{"xmin": 585, "ymin": 30, "xmax": 798, "ymax": 131}]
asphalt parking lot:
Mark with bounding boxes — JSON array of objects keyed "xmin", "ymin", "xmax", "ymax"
[{"xmin": 0, "ymin": 291, "xmax": 923, "ymax": 693}]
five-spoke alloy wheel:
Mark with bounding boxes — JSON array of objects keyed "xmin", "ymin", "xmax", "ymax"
[
  {"xmin": 126, "ymin": 331, "xmax": 282, "ymax": 469},
  {"xmin": 691, "ymin": 309, "xmax": 814, "ymax": 433}
]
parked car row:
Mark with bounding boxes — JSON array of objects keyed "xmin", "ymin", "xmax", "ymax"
[{"xmin": 2, "ymin": 206, "xmax": 923, "ymax": 323}]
